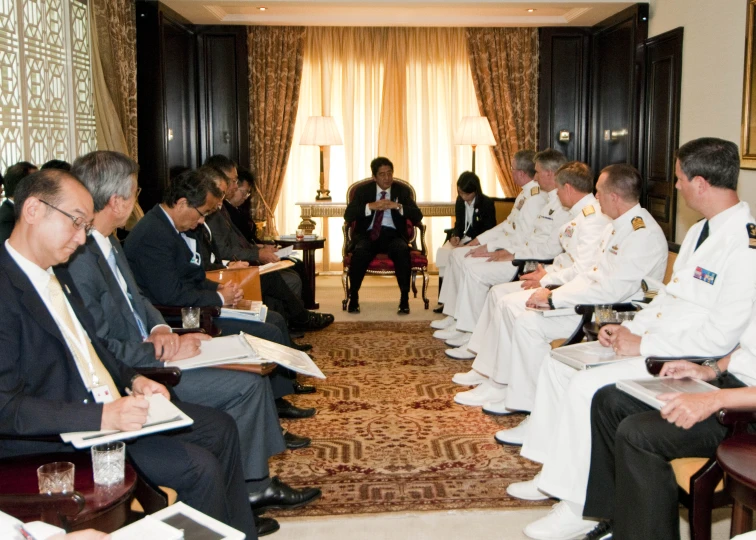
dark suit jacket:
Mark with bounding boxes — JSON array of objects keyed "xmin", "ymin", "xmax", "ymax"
[
  {"xmin": 123, "ymin": 206, "xmax": 222, "ymax": 307},
  {"xmin": 0, "ymin": 199, "xmax": 15, "ymax": 243},
  {"xmin": 206, "ymin": 204, "xmax": 260, "ymax": 263},
  {"xmin": 56, "ymin": 236, "xmax": 165, "ymax": 369},
  {"xmin": 451, "ymin": 194, "xmax": 496, "ymax": 241},
  {"xmin": 343, "ymin": 180, "xmax": 423, "ymax": 250},
  {"xmin": 0, "ymin": 246, "xmax": 138, "ymax": 456}
]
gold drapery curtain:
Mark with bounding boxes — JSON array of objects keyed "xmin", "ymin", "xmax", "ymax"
[
  {"xmin": 247, "ymin": 26, "xmax": 306, "ymax": 236},
  {"xmin": 467, "ymin": 28, "xmax": 539, "ymax": 196}
]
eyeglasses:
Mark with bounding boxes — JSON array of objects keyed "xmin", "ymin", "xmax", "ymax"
[
  {"xmin": 192, "ymin": 206, "xmax": 211, "ymax": 219},
  {"xmin": 136, "ymin": 186, "xmax": 142, "ymax": 198},
  {"xmin": 39, "ymin": 199, "xmax": 95, "ymax": 236}
]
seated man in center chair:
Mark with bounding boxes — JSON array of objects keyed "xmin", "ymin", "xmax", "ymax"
[{"xmin": 344, "ymin": 157, "xmax": 423, "ymax": 315}]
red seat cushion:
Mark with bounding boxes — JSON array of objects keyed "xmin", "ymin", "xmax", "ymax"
[{"xmin": 343, "ymin": 251, "xmax": 428, "ymax": 271}]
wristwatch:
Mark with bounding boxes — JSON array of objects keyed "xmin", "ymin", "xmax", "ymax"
[
  {"xmin": 702, "ymin": 359, "xmax": 722, "ymax": 379},
  {"xmin": 547, "ymin": 293, "xmax": 555, "ymax": 310}
]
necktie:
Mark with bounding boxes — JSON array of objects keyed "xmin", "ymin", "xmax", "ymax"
[
  {"xmin": 370, "ymin": 191, "xmax": 388, "ymax": 241},
  {"xmin": 695, "ymin": 220, "xmax": 709, "ymax": 251},
  {"xmin": 107, "ymin": 249, "xmax": 149, "ymax": 339},
  {"xmin": 48, "ymin": 276, "xmax": 121, "ymax": 399}
]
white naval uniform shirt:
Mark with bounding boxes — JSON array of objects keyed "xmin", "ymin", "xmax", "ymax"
[
  {"xmin": 476, "ymin": 180, "xmax": 546, "ymax": 246},
  {"xmin": 550, "ymin": 204, "xmax": 668, "ymax": 307},
  {"xmin": 623, "ymin": 201, "xmax": 756, "ymax": 358},
  {"xmin": 728, "ymin": 303, "xmax": 756, "ymax": 386},
  {"xmin": 539, "ymin": 194, "xmax": 609, "ymax": 288}
]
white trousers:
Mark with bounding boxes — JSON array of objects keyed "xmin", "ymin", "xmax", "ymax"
[
  {"xmin": 521, "ymin": 356, "xmax": 650, "ymax": 506},
  {"xmin": 435, "ymin": 241, "xmax": 457, "ymax": 277},
  {"xmin": 439, "ymin": 245, "xmax": 480, "ymax": 316},
  {"xmin": 452, "ymin": 258, "xmax": 518, "ymax": 333},
  {"xmin": 468, "ymin": 286, "xmax": 582, "ymax": 412}
]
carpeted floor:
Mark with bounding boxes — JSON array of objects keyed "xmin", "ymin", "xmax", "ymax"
[{"xmin": 270, "ymin": 321, "xmax": 549, "ymax": 517}]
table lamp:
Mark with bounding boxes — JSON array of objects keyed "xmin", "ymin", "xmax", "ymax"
[
  {"xmin": 299, "ymin": 116, "xmax": 343, "ymax": 201},
  {"xmin": 455, "ymin": 116, "xmax": 496, "ymax": 173}
]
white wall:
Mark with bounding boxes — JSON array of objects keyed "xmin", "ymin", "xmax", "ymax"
[{"xmin": 648, "ymin": 0, "xmax": 754, "ymax": 242}]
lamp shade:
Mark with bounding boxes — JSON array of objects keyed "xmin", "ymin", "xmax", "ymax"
[
  {"xmin": 299, "ymin": 116, "xmax": 343, "ymax": 146},
  {"xmin": 454, "ymin": 116, "xmax": 496, "ymax": 146}
]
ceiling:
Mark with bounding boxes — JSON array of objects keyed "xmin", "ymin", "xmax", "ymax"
[{"xmin": 162, "ymin": 0, "xmax": 637, "ymax": 27}]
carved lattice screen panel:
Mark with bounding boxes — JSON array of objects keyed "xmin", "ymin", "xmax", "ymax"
[{"xmin": 0, "ymin": 0, "xmax": 95, "ymax": 172}]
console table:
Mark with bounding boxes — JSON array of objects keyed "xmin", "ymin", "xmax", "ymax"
[{"xmin": 295, "ymin": 201, "xmax": 456, "ymax": 233}]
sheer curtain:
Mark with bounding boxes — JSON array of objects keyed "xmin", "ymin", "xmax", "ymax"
[{"xmin": 276, "ymin": 28, "xmax": 503, "ymax": 272}]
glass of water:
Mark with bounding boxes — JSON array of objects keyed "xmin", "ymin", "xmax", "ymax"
[
  {"xmin": 37, "ymin": 461, "xmax": 75, "ymax": 494},
  {"xmin": 523, "ymin": 261, "xmax": 538, "ymax": 273},
  {"xmin": 181, "ymin": 307, "xmax": 201, "ymax": 329},
  {"xmin": 91, "ymin": 441, "xmax": 126, "ymax": 486},
  {"xmin": 595, "ymin": 304, "xmax": 614, "ymax": 326}
]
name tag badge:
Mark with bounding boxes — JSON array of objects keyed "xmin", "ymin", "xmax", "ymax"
[
  {"xmin": 190, "ymin": 252, "xmax": 202, "ymax": 266},
  {"xmin": 92, "ymin": 385, "xmax": 115, "ymax": 404},
  {"xmin": 693, "ymin": 266, "xmax": 717, "ymax": 285}
]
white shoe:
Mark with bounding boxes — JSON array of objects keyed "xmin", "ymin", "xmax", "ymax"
[
  {"xmin": 523, "ymin": 501, "xmax": 595, "ymax": 540},
  {"xmin": 446, "ymin": 347, "xmax": 476, "ymax": 360},
  {"xmin": 506, "ymin": 471, "xmax": 548, "ymax": 501},
  {"xmin": 433, "ymin": 323, "xmax": 460, "ymax": 340},
  {"xmin": 482, "ymin": 397, "xmax": 515, "ymax": 416},
  {"xmin": 495, "ymin": 416, "xmax": 530, "ymax": 445},
  {"xmin": 445, "ymin": 332, "xmax": 471, "ymax": 347},
  {"xmin": 452, "ymin": 370, "xmax": 487, "ymax": 385},
  {"xmin": 453, "ymin": 382, "xmax": 507, "ymax": 406},
  {"xmin": 430, "ymin": 315, "xmax": 455, "ymax": 330}
]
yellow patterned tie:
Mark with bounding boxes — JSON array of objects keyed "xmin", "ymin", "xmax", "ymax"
[{"xmin": 48, "ymin": 276, "xmax": 121, "ymax": 399}]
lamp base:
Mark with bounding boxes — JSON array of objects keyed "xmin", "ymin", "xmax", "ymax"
[{"xmin": 315, "ymin": 189, "xmax": 332, "ymax": 201}]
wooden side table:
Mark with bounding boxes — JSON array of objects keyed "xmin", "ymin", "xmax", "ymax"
[
  {"xmin": 275, "ymin": 237, "xmax": 326, "ymax": 309},
  {"xmin": 717, "ymin": 432, "xmax": 756, "ymax": 537}
]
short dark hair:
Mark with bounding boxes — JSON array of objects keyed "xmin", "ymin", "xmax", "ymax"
[
  {"xmin": 533, "ymin": 149, "xmax": 568, "ymax": 173},
  {"xmin": 13, "ymin": 169, "xmax": 81, "ymax": 222},
  {"xmin": 203, "ymin": 155, "xmax": 237, "ymax": 174},
  {"xmin": 601, "ymin": 164, "xmax": 642, "ymax": 203},
  {"xmin": 40, "ymin": 159, "xmax": 71, "ymax": 171},
  {"xmin": 238, "ymin": 167, "xmax": 256, "ymax": 189},
  {"xmin": 513, "ymin": 149, "xmax": 537, "ymax": 178},
  {"xmin": 4, "ymin": 161, "xmax": 38, "ymax": 198},
  {"xmin": 456, "ymin": 171, "xmax": 482, "ymax": 196},
  {"xmin": 677, "ymin": 137, "xmax": 740, "ymax": 190},
  {"xmin": 163, "ymin": 168, "xmax": 223, "ymax": 208},
  {"xmin": 72, "ymin": 151, "xmax": 139, "ymax": 212},
  {"xmin": 556, "ymin": 162, "xmax": 594, "ymax": 193},
  {"xmin": 370, "ymin": 157, "xmax": 394, "ymax": 177},
  {"xmin": 198, "ymin": 165, "xmax": 228, "ymax": 188}
]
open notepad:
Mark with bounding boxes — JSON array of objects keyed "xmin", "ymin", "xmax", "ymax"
[
  {"xmin": 550, "ymin": 340, "xmax": 643, "ymax": 370},
  {"xmin": 168, "ymin": 333, "xmax": 326, "ymax": 379},
  {"xmin": 525, "ymin": 306, "xmax": 576, "ymax": 318},
  {"xmin": 60, "ymin": 394, "xmax": 193, "ymax": 449},
  {"xmin": 112, "ymin": 501, "xmax": 245, "ymax": 540},
  {"xmin": 617, "ymin": 377, "xmax": 719, "ymax": 410},
  {"xmin": 221, "ymin": 300, "xmax": 268, "ymax": 323}
]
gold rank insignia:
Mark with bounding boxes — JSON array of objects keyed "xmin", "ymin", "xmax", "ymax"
[
  {"xmin": 582, "ymin": 205, "xmax": 595, "ymax": 217},
  {"xmin": 531, "ymin": 186, "xmax": 540, "ymax": 196},
  {"xmin": 631, "ymin": 216, "xmax": 646, "ymax": 231},
  {"xmin": 748, "ymin": 223, "xmax": 756, "ymax": 249}
]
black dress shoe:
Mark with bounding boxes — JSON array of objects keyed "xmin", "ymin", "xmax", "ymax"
[
  {"xmin": 249, "ymin": 476, "xmax": 322, "ymax": 511},
  {"xmin": 293, "ymin": 381, "xmax": 316, "ymax": 394},
  {"xmin": 582, "ymin": 520, "xmax": 612, "ymax": 540},
  {"xmin": 255, "ymin": 515, "xmax": 280, "ymax": 537},
  {"xmin": 397, "ymin": 302, "xmax": 410, "ymax": 315},
  {"xmin": 347, "ymin": 296, "xmax": 360, "ymax": 313},
  {"xmin": 432, "ymin": 304, "xmax": 444, "ymax": 314},
  {"xmin": 275, "ymin": 398, "xmax": 316, "ymax": 419},
  {"xmin": 290, "ymin": 342, "xmax": 313, "ymax": 352},
  {"xmin": 290, "ymin": 311, "xmax": 334, "ymax": 331},
  {"xmin": 284, "ymin": 429, "xmax": 311, "ymax": 449}
]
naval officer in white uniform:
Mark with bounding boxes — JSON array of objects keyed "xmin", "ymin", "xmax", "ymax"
[
  {"xmin": 506, "ymin": 137, "xmax": 756, "ymax": 540},
  {"xmin": 432, "ymin": 150, "xmax": 545, "ymax": 331},
  {"xmin": 435, "ymin": 149, "xmax": 570, "ymax": 347}
]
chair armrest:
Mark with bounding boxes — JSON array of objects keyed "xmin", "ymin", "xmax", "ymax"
[
  {"xmin": 0, "ymin": 492, "xmax": 86, "ymax": 524},
  {"xmin": 134, "ymin": 367, "xmax": 182, "ymax": 387},
  {"xmin": 443, "ymin": 228, "xmax": 454, "ymax": 244},
  {"xmin": 512, "ymin": 258, "xmax": 554, "ymax": 268},
  {"xmin": 414, "ymin": 221, "xmax": 428, "ymax": 256},
  {"xmin": 717, "ymin": 409, "xmax": 756, "ymax": 427},
  {"xmin": 153, "ymin": 306, "xmax": 221, "ymax": 337},
  {"xmin": 645, "ymin": 356, "xmax": 721, "ymax": 376},
  {"xmin": 573, "ymin": 303, "xmax": 638, "ymax": 315},
  {"xmin": 172, "ymin": 328, "xmax": 207, "ymax": 335}
]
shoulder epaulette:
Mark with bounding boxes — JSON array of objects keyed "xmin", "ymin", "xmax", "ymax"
[
  {"xmin": 530, "ymin": 186, "xmax": 540, "ymax": 196},
  {"xmin": 747, "ymin": 223, "xmax": 756, "ymax": 249},
  {"xmin": 582, "ymin": 205, "xmax": 595, "ymax": 217},
  {"xmin": 631, "ymin": 216, "xmax": 645, "ymax": 231}
]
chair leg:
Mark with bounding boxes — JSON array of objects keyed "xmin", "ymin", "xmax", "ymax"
[
  {"xmin": 438, "ymin": 277, "xmax": 443, "ymax": 301},
  {"xmin": 688, "ymin": 458, "xmax": 722, "ymax": 540},
  {"xmin": 422, "ymin": 269, "xmax": 429, "ymax": 309},
  {"xmin": 342, "ymin": 270, "xmax": 349, "ymax": 311},
  {"xmin": 411, "ymin": 270, "xmax": 418, "ymax": 297}
]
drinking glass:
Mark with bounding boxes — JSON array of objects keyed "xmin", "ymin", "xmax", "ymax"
[
  {"xmin": 595, "ymin": 304, "xmax": 613, "ymax": 325},
  {"xmin": 91, "ymin": 441, "xmax": 126, "ymax": 486},
  {"xmin": 523, "ymin": 261, "xmax": 538, "ymax": 273},
  {"xmin": 181, "ymin": 307, "xmax": 200, "ymax": 329},
  {"xmin": 295, "ymin": 229, "xmax": 305, "ymax": 241},
  {"xmin": 37, "ymin": 462, "xmax": 75, "ymax": 494}
]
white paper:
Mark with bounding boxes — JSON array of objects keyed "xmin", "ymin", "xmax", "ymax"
[
  {"xmin": 132, "ymin": 502, "xmax": 244, "ymax": 540},
  {"xmin": 617, "ymin": 377, "xmax": 719, "ymax": 410},
  {"xmin": 60, "ymin": 394, "xmax": 193, "ymax": 449},
  {"xmin": 525, "ymin": 306, "xmax": 576, "ymax": 318},
  {"xmin": 275, "ymin": 245, "xmax": 294, "ymax": 257},
  {"xmin": 550, "ymin": 340, "xmax": 643, "ymax": 370},
  {"xmin": 111, "ymin": 515, "xmax": 184, "ymax": 540},
  {"xmin": 221, "ymin": 302, "xmax": 268, "ymax": 323}
]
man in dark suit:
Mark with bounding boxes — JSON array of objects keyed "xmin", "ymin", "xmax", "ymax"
[
  {"xmin": 343, "ymin": 157, "xmax": 423, "ymax": 314},
  {"xmin": 0, "ymin": 161, "xmax": 38, "ymax": 242},
  {"xmin": 57, "ymin": 153, "xmax": 319, "ymax": 531},
  {"xmin": 0, "ymin": 169, "xmax": 256, "ymax": 537}
]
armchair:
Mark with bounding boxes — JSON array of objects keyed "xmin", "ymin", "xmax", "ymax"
[{"xmin": 341, "ymin": 178, "xmax": 430, "ymax": 310}]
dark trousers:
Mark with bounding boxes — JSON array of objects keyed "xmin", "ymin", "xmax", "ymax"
[
  {"xmin": 128, "ymin": 401, "xmax": 257, "ymax": 538},
  {"xmin": 261, "ymin": 271, "xmax": 308, "ymax": 323},
  {"xmin": 349, "ymin": 228, "xmax": 411, "ymax": 297},
  {"xmin": 584, "ymin": 376, "xmax": 748, "ymax": 540}
]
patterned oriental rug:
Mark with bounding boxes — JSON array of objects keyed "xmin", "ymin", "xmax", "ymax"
[{"xmin": 269, "ymin": 321, "xmax": 551, "ymax": 517}]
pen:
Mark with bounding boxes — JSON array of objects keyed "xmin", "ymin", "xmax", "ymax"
[{"xmin": 17, "ymin": 525, "xmax": 38, "ymax": 540}]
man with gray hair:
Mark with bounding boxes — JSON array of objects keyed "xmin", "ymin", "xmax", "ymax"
[{"xmin": 57, "ymin": 151, "xmax": 321, "ymax": 536}]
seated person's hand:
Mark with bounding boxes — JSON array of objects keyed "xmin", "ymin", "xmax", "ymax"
[
  {"xmin": 597, "ymin": 324, "xmax": 641, "ymax": 356},
  {"xmin": 163, "ymin": 333, "xmax": 211, "ymax": 362},
  {"xmin": 368, "ymin": 199, "xmax": 395, "ymax": 212},
  {"xmin": 486, "ymin": 250, "xmax": 513, "ymax": 262},
  {"xmin": 449, "ymin": 237, "xmax": 461, "ymax": 247},
  {"xmin": 466, "ymin": 244, "xmax": 490, "ymax": 257},
  {"xmin": 658, "ymin": 391, "xmax": 720, "ymax": 429},
  {"xmin": 520, "ymin": 279, "xmax": 541, "ymax": 290},
  {"xmin": 101, "ymin": 395, "xmax": 149, "ymax": 431},
  {"xmin": 131, "ymin": 375, "xmax": 170, "ymax": 400},
  {"xmin": 227, "ymin": 260, "xmax": 250, "ymax": 269},
  {"xmin": 146, "ymin": 327, "xmax": 181, "ymax": 361},
  {"xmin": 660, "ymin": 359, "xmax": 720, "ymax": 381},
  {"xmin": 258, "ymin": 245, "xmax": 280, "ymax": 264},
  {"xmin": 219, "ymin": 282, "xmax": 244, "ymax": 306},
  {"xmin": 525, "ymin": 287, "xmax": 551, "ymax": 309},
  {"xmin": 520, "ymin": 264, "xmax": 547, "ymax": 283}
]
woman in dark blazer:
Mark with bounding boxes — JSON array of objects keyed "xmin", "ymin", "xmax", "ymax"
[{"xmin": 434, "ymin": 171, "xmax": 496, "ymax": 309}]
